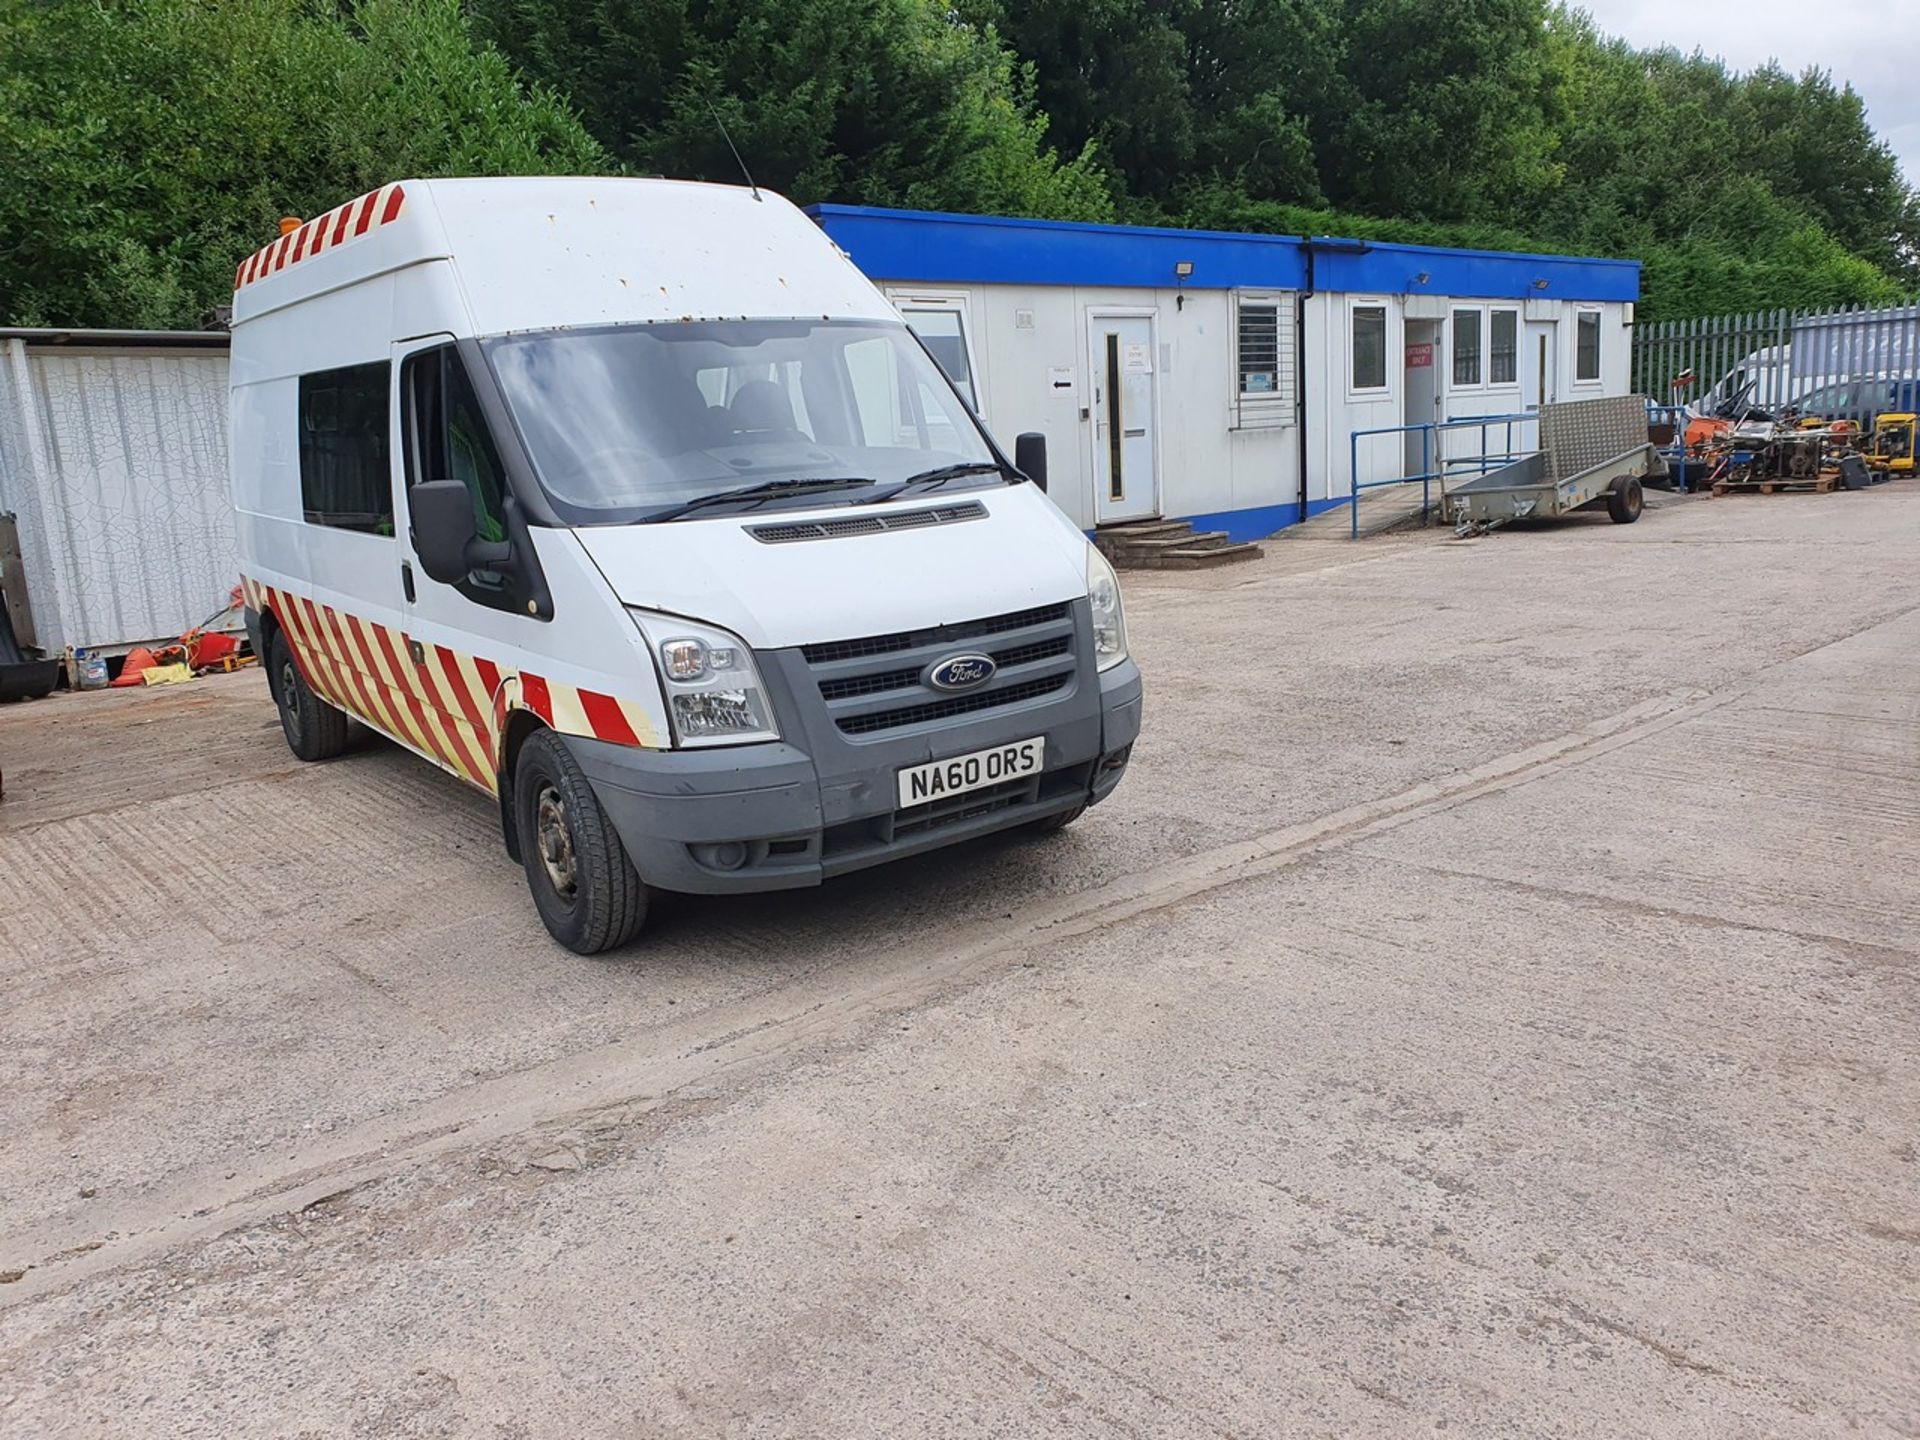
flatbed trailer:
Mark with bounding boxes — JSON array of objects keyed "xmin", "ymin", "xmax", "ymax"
[{"xmin": 1448, "ymin": 395, "xmax": 1660, "ymax": 533}]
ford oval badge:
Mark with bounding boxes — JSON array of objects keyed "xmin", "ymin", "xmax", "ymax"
[{"xmin": 927, "ymin": 652, "xmax": 998, "ymax": 692}]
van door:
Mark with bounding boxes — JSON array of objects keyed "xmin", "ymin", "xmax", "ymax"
[
  {"xmin": 1087, "ymin": 311, "xmax": 1160, "ymax": 524},
  {"xmin": 386, "ymin": 335, "xmax": 547, "ymax": 792}
]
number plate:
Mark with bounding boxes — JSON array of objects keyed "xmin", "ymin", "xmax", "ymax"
[{"xmin": 897, "ymin": 736, "xmax": 1045, "ymax": 809}]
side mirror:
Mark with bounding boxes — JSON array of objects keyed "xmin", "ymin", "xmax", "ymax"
[
  {"xmin": 1014, "ymin": 432, "xmax": 1048, "ymax": 493},
  {"xmin": 412, "ymin": 479, "xmax": 485, "ymax": 585}
]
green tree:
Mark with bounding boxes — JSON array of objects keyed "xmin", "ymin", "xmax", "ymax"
[
  {"xmin": 473, "ymin": 0, "xmax": 1112, "ymax": 221},
  {"xmin": 0, "ymin": 0, "xmax": 606, "ymax": 329}
]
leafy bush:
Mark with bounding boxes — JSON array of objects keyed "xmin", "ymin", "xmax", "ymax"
[{"xmin": 0, "ymin": 0, "xmax": 606, "ymax": 329}]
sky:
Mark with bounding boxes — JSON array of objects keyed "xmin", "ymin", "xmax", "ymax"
[{"xmin": 1578, "ymin": 0, "xmax": 1917, "ymax": 185}]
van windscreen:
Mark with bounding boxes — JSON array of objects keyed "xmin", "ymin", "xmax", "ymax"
[{"xmin": 484, "ymin": 319, "xmax": 1000, "ymax": 523}]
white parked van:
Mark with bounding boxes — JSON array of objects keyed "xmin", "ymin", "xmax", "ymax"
[{"xmin": 229, "ymin": 178, "xmax": 1142, "ymax": 953}]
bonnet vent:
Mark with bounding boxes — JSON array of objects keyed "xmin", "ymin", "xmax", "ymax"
[{"xmin": 748, "ymin": 501, "xmax": 988, "ymax": 544}]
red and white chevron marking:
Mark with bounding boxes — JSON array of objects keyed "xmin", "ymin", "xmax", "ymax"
[
  {"xmin": 233, "ymin": 183, "xmax": 407, "ymax": 291},
  {"xmin": 242, "ymin": 576, "xmax": 657, "ymax": 794}
]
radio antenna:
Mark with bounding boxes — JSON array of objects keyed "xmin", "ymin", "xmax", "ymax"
[{"xmin": 706, "ymin": 99, "xmax": 761, "ymax": 202}]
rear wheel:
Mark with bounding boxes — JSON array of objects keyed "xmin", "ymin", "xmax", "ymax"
[
  {"xmin": 513, "ymin": 729, "xmax": 648, "ymax": 954},
  {"xmin": 1607, "ymin": 476, "xmax": 1644, "ymax": 524},
  {"xmin": 269, "ymin": 628, "xmax": 348, "ymax": 761}
]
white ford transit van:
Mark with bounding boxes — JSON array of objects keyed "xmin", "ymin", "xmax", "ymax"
[{"xmin": 229, "ymin": 177, "xmax": 1141, "ymax": 953}]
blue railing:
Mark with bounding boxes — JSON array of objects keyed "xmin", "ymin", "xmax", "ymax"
[
  {"xmin": 1645, "ymin": 401, "xmax": 1696, "ymax": 492},
  {"xmin": 1346, "ymin": 411, "xmax": 1539, "ymax": 537}
]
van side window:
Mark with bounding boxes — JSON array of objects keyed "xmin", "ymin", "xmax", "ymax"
[
  {"xmin": 299, "ymin": 363, "xmax": 392, "ymax": 534},
  {"xmin": 401, "ymin": 346, "xmax": 510, "ymax": 546}
]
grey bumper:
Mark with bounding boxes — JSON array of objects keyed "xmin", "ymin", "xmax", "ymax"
[{"xmin": 567, "ymin": 656, "xmax": 1141, "ymax": 895}]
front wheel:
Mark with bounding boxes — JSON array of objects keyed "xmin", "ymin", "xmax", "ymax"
[
  {"xmin": 1607, "ymin": 476, "xmax": 1644, "ymax": 524},
  {"xmin": 1027, "ymin": 804, "xmax": 1086, "ymax": 835},
  {"xmin": 513, "ymin": 729, "xmax": 648, "ymax": 954}
]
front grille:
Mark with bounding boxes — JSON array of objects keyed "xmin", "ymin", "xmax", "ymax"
[
  {"xmin": 803, "ymin": 601, "xmax": 1080, "ymax": 739},
  {"xmin": 892, "ymin": 776, "xmax": 1037, "ymax": 838},
  {"xmin": 815, "ymin": 633, "xmax": 1071, "ymax": 703},
  {"xmin": 803, "ymin": 603, "xmax": 1070, "ymax": 666},
  {"xmin": 749, "ymin": 501, "xmax": 987, "ymax": 545},
  {"xmin": 836, "ymin": 674, "xmax": 1070, "ymax": 736}
]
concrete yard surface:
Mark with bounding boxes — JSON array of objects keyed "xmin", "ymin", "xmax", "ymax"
[{"xmin": 1, "ymin": 485, "xmax": 1917, "ymax": 1437}]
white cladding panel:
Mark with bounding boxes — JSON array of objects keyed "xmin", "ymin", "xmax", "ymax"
[
  {"xmin": 941, "ymin": 283, "xmax": 1301, "ymax": 532},
  {"xmin": 940, "ymin": 286, "xmax": 1634, "ymax": 519},
  {"xmin": 0, "ymin": 340, "xmax": 234, "ymax": 653}
]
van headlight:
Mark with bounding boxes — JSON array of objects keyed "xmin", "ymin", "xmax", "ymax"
[
  {"xmin": 1086, "ymin": 545, "xmax": 1129, "ymax": 671},
  {"xmin": 628, "ymin": 611, "xmax": 779, "ymax": 747}
]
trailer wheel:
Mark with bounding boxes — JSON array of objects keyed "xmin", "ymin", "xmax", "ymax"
[
  {"xmin": 1607, "ymin": 476, "xmax": 1644, "ymax": 524},
  {"xmin": 269, "ymin": 629, "xmax": 348, "ymax": 761},
  {"xmin": 513, "ymin": 729, "xmax": 647, "ymax": 955}
]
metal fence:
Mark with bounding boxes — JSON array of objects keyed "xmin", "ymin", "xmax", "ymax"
[{"xmin": 1633, "ymin": 300, "xmax": 1920, "ymax": 421}]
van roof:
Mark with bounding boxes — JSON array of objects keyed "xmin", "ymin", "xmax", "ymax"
[{"xmin": 230, "ymin": 177, "xmax": 895, "ymax": 335}]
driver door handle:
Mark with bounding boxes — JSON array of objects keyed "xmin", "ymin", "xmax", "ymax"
[{"xmin": 401, "ymin": 561, "xmax": 416, "ymax": 604}]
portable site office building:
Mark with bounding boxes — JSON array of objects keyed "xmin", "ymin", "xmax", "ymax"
[{"xmin": 811, "ymin": 207, "xmax": 1641, "ymax": 539}]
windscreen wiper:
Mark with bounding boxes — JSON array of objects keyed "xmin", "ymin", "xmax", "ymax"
[
  {"xmin": 858, "ymin": 461, "xmax": 1005, "ymax": 504},
  {"xmin": 648, "ymin": 476, "xmax": 875, "ymax": 522}
]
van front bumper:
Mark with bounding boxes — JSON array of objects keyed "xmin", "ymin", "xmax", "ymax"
[{"xmin": 564, "ymin": 657, "xmax": 1141, "ymax": 895}]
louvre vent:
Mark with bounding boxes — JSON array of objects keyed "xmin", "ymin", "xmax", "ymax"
[{"xmin": 748, "ymin": 501, "xmax": 988, "ymax": 545}]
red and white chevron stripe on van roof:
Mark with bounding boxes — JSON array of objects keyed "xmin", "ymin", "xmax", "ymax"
[{"xmin": 233, "ymin": 182, "xmax": 407, "ymax": 291}]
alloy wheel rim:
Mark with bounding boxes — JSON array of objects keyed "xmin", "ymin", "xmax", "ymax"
[
  {"xmin": 279, "ymin": 660, "xmax": 302, "ymax": 740},
  {"xmin": 535, "ymin": 785, "xmax": 578, "ymax": 901}
]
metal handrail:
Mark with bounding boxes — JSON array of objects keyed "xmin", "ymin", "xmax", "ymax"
[{"xmin": 1346, "ymin": 411, "xmax": 1539, "ymax": 537}]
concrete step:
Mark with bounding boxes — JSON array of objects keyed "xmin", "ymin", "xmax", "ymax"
[
  {"xmin": 1101, "ymin": 528, "xmax": 1232, "ymax": 556},
  {"xmin": 1124, "ymin": 542, "xmax": 1265, "ymax": 569},
  {"xmin": 1097, "ymin": 518, "xmax": 1266, "ymax": 569}
]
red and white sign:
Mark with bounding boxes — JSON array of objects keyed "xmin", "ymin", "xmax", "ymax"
[{"xmin": 1405, "ymin": 343, "xmax": 1434, "ymax": 368}]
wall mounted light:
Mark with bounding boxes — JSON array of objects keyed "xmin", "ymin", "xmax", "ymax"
[
  {"xmin": 1174, "ymin": 259, "xmax": 1194, "ymax": 308},
  {"xmin": 1414, "ymin": 271, "xmax": 1430, "ymax": 286},
  {"xmin": 1532, "ymin": 278, "xmax": 1550, "ymax": 290}
]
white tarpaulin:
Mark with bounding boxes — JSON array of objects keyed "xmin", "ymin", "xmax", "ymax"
[{"xmin": 0, "ymin": 334, "xmax": 234, "ymax": 653}]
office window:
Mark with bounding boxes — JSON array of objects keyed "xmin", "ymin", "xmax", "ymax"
[
  {"xmin": 1234, "ymin": 293, "xmax": 1296, "ymax": 427},
  {"xmin": 1351, "ymin": 304, "xmax": 1388, "ymax": 391},
  {"xmin": 899, "ymin": 306, "xmax": 977, "ymax": 411},
  {"xmin": 1490, "ymin": 309, "xmax": 1518, "ymax": 385},
  {"xmin": 1576, "ymin": 309, "xmax": 1602, "ymax": 382},
  {"xmin": 1452, "ymin": 309, "xmax": 1482, "ymax": 387},
  {"xmin": 299, "ymin": 362, "xmax": 392, "ymax": 533}
]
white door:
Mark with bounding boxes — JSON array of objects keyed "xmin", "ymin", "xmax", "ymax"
[
  {"xmin": 1523, "ymin": 321, "xmax": 1558, "ymax": 413},
  {"xmin": 1087, "ymin": 312, "xmax": 1160, "ymax": 524},
  {"xmin": 1403, "ymin": 319, "xmax": 1442, "ymax": 475}
]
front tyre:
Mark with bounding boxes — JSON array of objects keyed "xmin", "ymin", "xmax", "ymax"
[
  {"xmin": 513, "ymin": 729, "xmax": 648, "ymax": 954},
  {"xmin": 1027, "ymin": 803, "xmax": 1086, "ymax": 835},
  {"xmin": 269, "ymin": 628, "xmax": 348, "ymax": 761}
]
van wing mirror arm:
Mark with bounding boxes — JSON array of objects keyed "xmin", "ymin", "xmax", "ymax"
[{"xmin": 463, "ymin": 536, "xmax": 514, "ymax": 572}]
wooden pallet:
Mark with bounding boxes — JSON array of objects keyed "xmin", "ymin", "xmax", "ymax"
[{"xmin": 1711, "ymin": 472, "xmax": 1837, "ymax": 496}]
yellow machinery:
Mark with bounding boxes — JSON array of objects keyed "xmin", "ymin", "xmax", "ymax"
[{"xmin": 1866, "ymin": 413, "xmax": 1916, "ymax": 476}]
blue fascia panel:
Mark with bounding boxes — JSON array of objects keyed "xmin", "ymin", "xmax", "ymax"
[
  {"xmin": 810, "ymin": 205, "xmax": 1638, "ymax": 303},
  {"xmin": 813, "ymin": 204, "xmax": 1308, "ymax": 292},
  {"xmin": 1309, "ymin": 238, "xmax": 1639, "ymax": 303}
]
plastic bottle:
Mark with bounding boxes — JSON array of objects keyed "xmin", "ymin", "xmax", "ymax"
[{"xmin": 74, "ymin": 647, "xmax": 109, "ymax": 690}]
